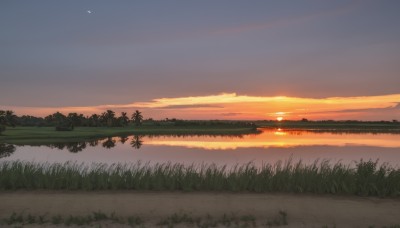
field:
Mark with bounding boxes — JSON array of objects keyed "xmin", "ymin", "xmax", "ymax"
[
  {"xmin": 257, "ymin": 120, "xmax": 400, "ymax": 133},
  {"xmin": 0, "ymin": 125, "xmax": 258, "ymax": 144}
]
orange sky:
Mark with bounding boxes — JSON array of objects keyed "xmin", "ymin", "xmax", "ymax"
[{"xmin": 2, "ymin": 93, "xmax": 399, "ymax": 120}]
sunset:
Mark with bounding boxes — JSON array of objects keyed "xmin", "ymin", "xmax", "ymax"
[
  {"xmin": 1, "ymin": 1, "xmax": 400, "ymax": 227},
  {"xmin": 3, "ymin": 93, "xmax": 400, "ymax": 120}
]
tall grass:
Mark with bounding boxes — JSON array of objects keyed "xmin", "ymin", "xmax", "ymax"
[{"xmin": 0, "ymin": 160, "xmax": 399, "ymax": 197}]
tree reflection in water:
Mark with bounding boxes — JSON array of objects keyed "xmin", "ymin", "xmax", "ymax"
[
  {"xmin": 66, "ymin": 142, "xmax": 87, "ymax": 153},
  {"xmin": 0, "ymin": 143, "xmax": 16, "ymax": 159},
  {"xmin": 131, "ymin": 135, "xmax": 143, "ymax": 149},
  {"xmin": 119, "ymin": 136, "xmax": 129, "ymax": 144},
  {"xmin": 102, "ymin": 137, "xmax": 116, "ymax": 149}
]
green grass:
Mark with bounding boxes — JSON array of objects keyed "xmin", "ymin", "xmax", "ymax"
[
  {"xmin": 0, "ymin": 126, "xmax": 259, "ymax": 144},
  {"xmin": 0, "ymin": 160, "xmax": 399, "ymax": 197},
  {"xmin": 257, "ymin": 120, "xmax": 400, "ymax": 133}
]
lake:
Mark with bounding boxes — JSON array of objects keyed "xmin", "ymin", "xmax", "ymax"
[{"xmin": 1, "ymin": 128, "xmax": 400, "ymax": 167}]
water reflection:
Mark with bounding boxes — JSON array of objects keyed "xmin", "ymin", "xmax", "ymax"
[
  {"xmin": 102, "ymin": 137, "xmax": 116, "ymax": 149},
  {"xmin": 2, "ymin": 129, "xmax": 400, "ymax": 155},
  {"xmin": 0, "ymin": 144, "xmax": 16, "ymax": 158},
  {"xmin": 131, "ymin": 135, "xmax": 143, "ymax": 149},
  {"xmin": 119, "ymin": 136, "xmax": 129, "ymax": 144},
  {"xmin": 2, "ymin": 129, "xmax": 400, "ymax": 166},
  {"xmin": 144, "ymin": 128, "xmax": 400, "ymax": 150},
  {"xmin": 48, "ymin": 140, "xmax": 96, "ymax": 153}
]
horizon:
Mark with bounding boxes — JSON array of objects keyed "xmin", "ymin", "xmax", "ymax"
[{"xmin": 3, "ymin": 92, "xmax": 400, "ymax": 121}]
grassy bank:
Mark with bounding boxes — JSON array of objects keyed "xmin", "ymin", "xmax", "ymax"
[
  {"xmin": 257, "ymin": 120, "xmax": 400, "ymax": 133},
  {"xmin": 1, "ymin": 160, "xmax": 399, "ymax": 197},
  {"xmin": 1, "ymin": 211, "xmax": 287, "ymax": 228},
  {"xmin": 0, "ymin": 126, "xmax": 258, "ymax": 144}
]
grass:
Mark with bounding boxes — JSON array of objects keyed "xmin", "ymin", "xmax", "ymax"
[
  {"xmin": 0, "ymin": 160, "xmax": 399, "ymax": 197},
  {"xmin": 0, "ymin": 126, "xmax": 259, "ymax": 144},
  {"xmin": 258, "ymin": 120, "xmax": 400, "ymax": 133},
  {"xmin": 0, "ymin": 211, "xmax": 285, "ymax": 227},
  {"xmin": 2, "ymin": 211, "xmax": 137, "ymax": 227}
]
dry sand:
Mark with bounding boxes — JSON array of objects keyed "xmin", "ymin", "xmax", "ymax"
[{"xmin": 0, "ymin": 191, "xmax": 399, "ymax": 227}]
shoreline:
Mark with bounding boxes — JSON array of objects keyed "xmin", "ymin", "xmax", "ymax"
[
  {"xmin": 0, "ymin": 126, "xmax": 258, "ymax": 144},
  {"xmin": 1, "ymin": 191, "xmax": 399, "ymax": 227}
]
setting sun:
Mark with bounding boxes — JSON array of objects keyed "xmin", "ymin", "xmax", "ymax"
[{"xmin": 277, "ymin": 116, "xmax": 284, "ymax": 121}]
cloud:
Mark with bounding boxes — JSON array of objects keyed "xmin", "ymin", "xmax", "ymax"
[
  {"xmin": 2, "ymin": 92, "xmax": 400, "ymax": 120},
  {"xmin": 221, "ymin": 112, "xmax": 243, "ymax": 117},
  {"xmin": 312, "ymin": 102, "xmax": 400, "ymax": 113},
  {"xmin": 154, "ymin": 104, "xmax": 223, "ymax": 109}
]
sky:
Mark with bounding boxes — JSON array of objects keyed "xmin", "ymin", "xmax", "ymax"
[{"xmin": 1, "ymin": 1, "xmax": 399, "ymax": 120}]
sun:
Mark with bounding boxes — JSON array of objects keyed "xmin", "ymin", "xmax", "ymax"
[{"xmin": 276, "ymin": 116, "xmax": 283, "ymax": 121}]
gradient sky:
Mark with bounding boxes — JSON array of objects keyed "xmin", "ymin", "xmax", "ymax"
[{"xmin": 1, "ymin": 1, "xmax": 400, "ymax": 120}]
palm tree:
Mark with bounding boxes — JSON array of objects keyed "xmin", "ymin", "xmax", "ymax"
[
  {"xmin": 131, "ymin": 110, "xmax": 143, "ymax": 126},
  {"xmin": 118, "ymin": 112, "xmax": 130, "ymax": 127},
  {"xmin": 101, "ymin": 110, "xmax": 116, "ymax": 127}
]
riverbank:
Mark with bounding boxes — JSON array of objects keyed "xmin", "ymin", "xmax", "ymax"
[
  {"xmin": 0, "ymin": 126, "xmax": 259, "ymax": 144},
  {"xmin": 0, "ymin": 191, "xmax": 399, "ymax": 227},
  {"xmin": 257, "ymin": 120, "xmax": 400, "ymax": 133}
]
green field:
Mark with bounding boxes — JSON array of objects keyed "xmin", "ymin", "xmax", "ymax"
[
  {"xmin": 1, "ymin": 160, "xmax": 399, "ymax": 197},
  {"xmin": 0, "ymin": 126, "xmax": 259, "ymax": 144},
  {"xmin": 257, "ymin": 120, "xmax": 400, "ymax": 133}
]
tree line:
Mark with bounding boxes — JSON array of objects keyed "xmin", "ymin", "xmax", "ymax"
[{"xmin": 0, "ymin": 110, "xmax": 143, "ymax": 133}]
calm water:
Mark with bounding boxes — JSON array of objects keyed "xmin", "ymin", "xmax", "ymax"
[{"xmin": 1, "ymin": 128, "xmax": 400, "ymax": 167}]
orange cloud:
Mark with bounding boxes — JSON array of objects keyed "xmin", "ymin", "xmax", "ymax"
[{"xmin": 2, "ymin": 93, "xmax": 399, "ymax": 120}]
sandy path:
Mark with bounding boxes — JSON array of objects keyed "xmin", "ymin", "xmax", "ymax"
[{"xmin": 0, "ymin": 191, "xmax": 399, "ymax": 227}]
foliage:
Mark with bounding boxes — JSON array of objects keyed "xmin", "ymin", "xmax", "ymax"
[
  {"xmin": 0, "ymin": 160, "xmax": 399, "ymax": 197},
  {"xmin": 0, "ymin": 211, "xmax": 289, "ymax": 227},
  {"xmin": 131, "ymin": 110, "xmax": 143, "ymax": 126},
  {"xmin": 0, "ymin": 110, "xmax": 18, "ymax": 134},
  {"xmin": 0, "ymin": 144, "xmax": 16, "ymax": 159}
]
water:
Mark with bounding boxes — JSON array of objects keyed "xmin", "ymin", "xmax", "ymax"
[{"xmin": 1, "ymin": 128, "xmax": 400, "ymax": 167}]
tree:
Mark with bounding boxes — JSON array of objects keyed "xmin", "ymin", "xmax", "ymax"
[
  {"xmin": 101, "ymin": 110, "xmax": 116, "ymax": 127},
  {"xmin": 45, "ymin": 112, "xmax": 73, "ymax": 131},
  {"xmin": 0, "ymin": 110, "xmax": 18, "ymax": 134},
  {"xmin": 131, "ymin": 110, "xmax": 143, "ymax": 126},
  {"xmin": 67, "ymin": 113, "xmax": 85, "ymax": 127},
  {"xmin": 118, "ymin": 112, "xmax": 130, "ymax": 127},
  {"xmin": 89, "ymin": 114, "xmax": 101, "ymax": 127}
]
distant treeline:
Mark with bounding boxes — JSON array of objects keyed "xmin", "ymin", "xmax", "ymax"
[
  {"xmin": 1, "ymin": 109, "xmax": 399, "ymax": 134},
  {"xmin": 0, "ymin": 110, "xmax": 257, "ymax": 133},
  {"xmin": 0, "ymin": 109, "xmax": 144, "ymax": 132}
]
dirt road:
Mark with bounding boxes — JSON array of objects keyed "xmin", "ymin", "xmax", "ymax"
[{"xmin": 0, "ymin": 191, "xmax": 399, "ymax": 227}]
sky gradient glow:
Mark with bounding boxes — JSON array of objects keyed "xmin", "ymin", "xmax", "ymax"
[{"xmin": 1, "ymin": 1, "xmax": 399, "ymax": 120}]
